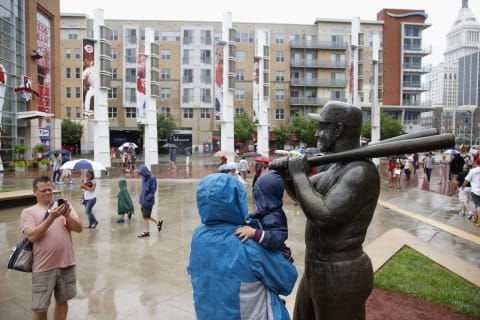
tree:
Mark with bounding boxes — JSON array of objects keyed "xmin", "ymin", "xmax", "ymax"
[
  {"xmin": 361, "ymin": 112, "xmax": 405, "ymax": 140},
  {"xmin": 234, "ymin": 113, "xmax": 256, "ymax": 144},
  {"xmin": 270, "ymin": 123, "xmax": 291, "ymax": 149},
  {"xmin": 157, "ymin": 113, "xmax": 177, "ymax": 140},
  {"xmin": 288, "ymin": 115, "xmax": 318, "ymax": 147},
  {"xmin": 61, "ymin": 119, "xmax": 83, "ymax": 146}
]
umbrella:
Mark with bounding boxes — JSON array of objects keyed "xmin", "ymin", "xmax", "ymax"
[
  {"xmin": 253, "ymin": 156, "xmax": 273, "ymax": 163},
  {"xmin": 274, "ymin": 150, "xmax": 289, "ymax": 155},
  {"xmin": 118, "ymin": 142, "xmax": 138, "ymax": 151},
  {"xmin": 305, "ymin": 147, "xmax": 321, "ymax": 154},
  {"xmin": 161, "ymin": 143, "xmax": 177, "ymax": 148},
  {"xmin": 242, "ymin": 152, "xmax": 262, "ymax": 158},
  {"xmin": 217, "ymin": 162, "xmax": 239, "ymax": 172},
  {"xmin": 214, "ymin": 150, "xmax": 236, "ymax": 157},
  {"xmin": 61, "ymin": 159, "xmax": 107, "ymax": 171},
  {"xmin": 443, "ymin": 149, "xmax": 459, "ymax": 155}
]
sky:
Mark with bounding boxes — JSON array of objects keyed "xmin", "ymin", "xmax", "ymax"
[{"xmin": 60, "ymin": 0, "xmax": 480, "ymax": 65}]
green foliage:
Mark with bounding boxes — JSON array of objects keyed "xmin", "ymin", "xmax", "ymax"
[
  {"xmin": 14, "ymin": 144, "xmax": 26, "ymax": 155},
  {"xmin": 374, "ymin": 246, "xmax": 480, "ymax": 318},
  {"xmin": 362, "ymin": 112, "xmax": 404, "ymax": 140},
  {"xmin": 61, "ymin": 119, "xmax": 84, "ymax": 146},
  {"xmin": 234, "ymin": 113, "xmax": 256, "ymax": 144},
  {"xmin": 34, "ymin": 143, "xmax": 48, "ymax": 153},
  {"xmin": 9, "ymin": 159, "xmax": 29, "ymax": 168},
  {"xmin": 157, "ymin": 113, "xmax": 177, "ymax": 140},
  {"xmin": 40, "ymin": 158, "xmax": 51, "ymax": 165},
  {"xmin": 270, "ymin": 124, "xmax": 291, "ymax": 148},
  {"xmin": 289, "ymin": 115, "xmax": 318, "ymax": 146}
]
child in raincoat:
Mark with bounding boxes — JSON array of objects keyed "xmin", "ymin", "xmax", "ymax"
[{"xmin": 117, "ymin": 179, "xmax": 134, "ymax": 223}]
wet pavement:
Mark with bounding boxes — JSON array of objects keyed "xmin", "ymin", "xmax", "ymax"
[{"xmin": 0, "ymin": 155, "xmax": 479, "ymax": 319}]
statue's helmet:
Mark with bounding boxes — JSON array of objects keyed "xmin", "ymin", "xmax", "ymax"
[{"xmin": 309, "ymin": 101, "xmax": 362, "ymax": 128}]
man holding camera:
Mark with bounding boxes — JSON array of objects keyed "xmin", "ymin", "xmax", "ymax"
[{"xmin": 20, "ymin": 176, "xmax": 83, "ymax": 320}]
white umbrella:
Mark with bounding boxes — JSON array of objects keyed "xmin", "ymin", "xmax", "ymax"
[
  {"xmin": 61, "ymin": 159, "xmax": 107, "ymax": 171},
  {"xmin": 214, "ymin": 150, "xmax": 236, "ymax": 157},
  {"xmin": 118, "ymin": 142, "xmax": 138, "ymax": 151},
  {"xmin": 217, "ymin": 162, "xmax": 239, "ymax": 172}
]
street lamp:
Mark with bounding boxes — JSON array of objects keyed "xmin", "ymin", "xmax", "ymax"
[{"xmin": 467, "ymin": 110, "xmax": 473, "ymax": 146}]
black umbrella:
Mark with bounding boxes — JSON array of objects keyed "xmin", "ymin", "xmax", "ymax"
[
  {"xmin": 161, "ymin": 143, "xmax": 177, "ymax": 148},
  {"xmin": 242, "ymin": 151, "xmax": 262, "ymax": 158}
]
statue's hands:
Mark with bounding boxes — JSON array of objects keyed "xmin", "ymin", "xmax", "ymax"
[
  {"xmin": 270, "ymin": 156, "xmax": 289, "ymax": 177},
  {"xmin": 288, "ymin": 155, "xmax": 308, "ymax": 175}
]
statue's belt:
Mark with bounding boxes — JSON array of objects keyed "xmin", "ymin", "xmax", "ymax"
[{"xmin": 308, "ymin": 248, "xmax": 364, "ymax": 262}]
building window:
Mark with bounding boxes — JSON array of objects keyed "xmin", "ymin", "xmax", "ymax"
[
  {"xmin": 111, "ymin": 48, "xmax": 118, "ymax": 59},
  {"xmin": 75, "ymin": 87, "xmax": 81, "ymax": 98},
  {"xmin": 108, "ymin": 107, "xmax": 118, "ymax": 118},
  {"xmin": 275, "ymin": 108, "xmax": 285, "ymax": 120},
  {"xmin": 161, "ymin": 49, "xmax": 171, "ymax": 60},
  {"xmin": 75, "ymin": 107, "xmax": 81, "ymax": 118},
  {"xmin": 235, "ymin": 89, "xmax": 245, "ymax": 100},
  {"xmin": 111, "ymin": 29, "xmax": 119, "ymax": 40},
  {"xmin": 74, "ymin": 48, "xmax": 80, "ymax": 59},
  {"xmin": 68, "ymin": 29, "xmax": 78, "ymax": 40},
  {"xmin": 183, "ymin": 108, "xmax": 194, "ymax": 119},
  {"xmin": 161, "ymin": 68, "xmax": 171, "ymax": 80},
  {"xmin": 162, "ymin": 31, "xmax": 181, "ymax": 41},
  {"xmin": 108, "ymin": 87, "xmax": 118, "ymax": 99},
  {"xmin": 125, "ymin": 28, "xmax": 137, "ymax": 44},
  {"xmin": 200, "ymin": 88, "xmax": 211, "ymax": 103},
  {"xmin": 235, "ymin": 108, "xmax": 244, "ymax": 115},
  {"xmin": 125, "ymin": 107, "xmax": 136, "ymax": 118},
  {"xmin": 200, "ymin": 49, "xmax": 211, "ymax": 64},
  {"xmin": 66, "ymin": 107, "xmax": 71, "ymax": 118},
  {"xmin": 183, "ymin": 49, "xmax": 194, "ymax": 64},
  {"xmin": 236, "ymin": 50, "xmax": 245, "ymax": 62},
  {"xmin": 200, "ymin": 108, "xmax": 211, "ymax": 119},
  {"xmin": 160, "ymin": 88, "xmax": 171, "ymax": 100},
  {"xmin": 65, "ymin": 48, "xmax": 71, "ymax": 59},
  {"xmin": 140, "ymin": 29, "xmax": 145, "ymax": 40},
  {"xmin": 154, "ymin": 30, "xmax": 160, "ymax": 41},
  {"xmin": 182, "ymin": 88, "xmax": 194, "ymax": 103},
  {"xmin": 75, "ymin": 68, "xmax": 80, "ymax": 79},
  {"xmin": 65, "ymin": 67, "xmax": 71, "ymax": 79},
  {"xmin": 111, "ymin": 68, "xmax": 117, "ymax": 79},
  {"xmin": 126, "ymin": 68, "xmax": 136, "ymax": 82},
  {"xmin": 66, "ymin": 87, "xmax": 71, "ymax": 98},
  {"xmin": 183, "ymin": 29, "xmax": 194, "ymax": 45},
  {"xmin": 125, "ymin": 48, "xmax": 136, "ymax": 63},
  {"xmin": 276, "ymin": 51, "xmax": 285, "ymax": 62},
  {"xmin": 160, "ymin": 107, "xmax": 171, "ymax": 117},
  {"xmin": 200, "ymin": 69, "xmax": 212, "ymax": 83},
  {"xmin": 235, "ymin": 70, "xmax": 245, "ymax": 81},
  {"xmin": 127, "ymin": 88, "xmax": 137, "ymax": 103},
  {"xmin": 201, "ymin": 30, "xmax": 212, "ymax": 45},
  {"xmin": 235, "ymin": 32, "xmax": 254, "ymax": 43},
  {"xmin": 275, "ymin": 90, "xmax": 285, "ymax": 101},
  {"xmin": 275, "ymin": 71, "xmax": 285, "ymax": 81},
  {"xmin": 275, "ymin": 34, "xmax": 285, "ymax": 44},
  {"xmin": 183, "ymin": 69, "xmax": 193, "ymax": 83}
]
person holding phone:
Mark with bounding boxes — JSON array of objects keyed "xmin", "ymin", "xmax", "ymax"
[{"xmin": 20, "ymin": 175, "xmax": 83, "ymax": 319}]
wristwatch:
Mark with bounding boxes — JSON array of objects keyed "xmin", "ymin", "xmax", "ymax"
[{"xmin": 47, "ymin": 209, "xmax": 52, "ymax": 214}]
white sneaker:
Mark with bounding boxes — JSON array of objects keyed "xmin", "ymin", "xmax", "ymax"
[
  {"xmin": 459, "ymin": 210, "xmax": 465, "ymax": 216},
  {"xmin": 467, "ymin": 212, "xmax": 474, "ymax": 219}
]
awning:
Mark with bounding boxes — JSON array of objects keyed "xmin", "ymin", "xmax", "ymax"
[{"xmin": 16, "ymin": 111, "xmax": 54, "ymax": 120}]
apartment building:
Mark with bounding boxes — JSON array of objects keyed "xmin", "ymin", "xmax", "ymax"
[{"xmin": 59, "ymin": 8, "xmax": 431, "ymax": 152}]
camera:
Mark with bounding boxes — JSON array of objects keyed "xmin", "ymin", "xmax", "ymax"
[{"xmin": 57, "ymin": 198, "xmax": 64, "ymax": 206}]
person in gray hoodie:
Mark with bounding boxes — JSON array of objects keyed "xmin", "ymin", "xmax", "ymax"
[{"xmin": 136, "ymin": 165, "xmax": 163, "ymax": 238}]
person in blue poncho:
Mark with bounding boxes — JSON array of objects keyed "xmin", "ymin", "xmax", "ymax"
[{"xmin": 188, "ymin": 173, "xmax": 298, "ymax": 320}]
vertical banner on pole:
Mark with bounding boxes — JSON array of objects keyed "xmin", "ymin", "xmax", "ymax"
[
  {"xmin": 137, "ymin": 54, "xmax": 147, "ymax": 123},
  {"xmin": 253, "ymin": 57, "xmax": 260, "ymax": 123},
  {"xmin": 36, "ymin": 12, "xmax": 52, "ymax": 148},
  {"xmin": 214, "ymin": 42, "xmax": 224, "ymax": 121},
  {"xmin": 82, "ymin": 39, "xmax": 95, "ymax": 120}
]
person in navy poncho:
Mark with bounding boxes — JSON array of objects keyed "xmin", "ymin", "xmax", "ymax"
[{"xmin": 188, "ymin": 173, "xmax": 297, "ymax": 320}]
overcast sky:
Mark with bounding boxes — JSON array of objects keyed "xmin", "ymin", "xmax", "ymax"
[{"xmin": 61, "ymin": 0, "xmax": 479, "ymax": 65}]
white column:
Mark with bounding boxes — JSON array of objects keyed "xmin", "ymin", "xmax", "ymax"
[
  {"xmin": 220, "ymin": 12, "xmax": 235, "ymax": 163},
  {"xmin": 256, "ymin": 29, "xmax": 270, "ymax": 157},
  {"xmin": 143, "ymin": 28, "xmax": 158, "ymax": 169},
  {"xmin": 351, "ymin": 16, "xmax": 360, "ymax": 108},
  {"xmin": 371, "ymin": 34, "xmax": 381, "ymax": 167},
  {"xmin": 92, "ymin": 9, "xmax": 111, "ymax": 176}
]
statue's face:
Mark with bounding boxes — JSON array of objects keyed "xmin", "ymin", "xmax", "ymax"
[{"xmin": 316, "ymin": 121, "xmax": 337, "ymax": 152}]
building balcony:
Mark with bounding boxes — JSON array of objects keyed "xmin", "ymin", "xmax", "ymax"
[
  {"xmin": 290, "ymin": 78, "xmax": 348, "ymax": 87},
  {"xmin": 290, "ymin": 59, "xmax": 347, "ymax": 69},
  {"xmin": 402, "ymin": 81, "xmax": 430, "ymax": 91},
  {"xmin": 290, "ymin": 39, "xmax": 347, "ymax": 50},
  {"xmin": 403, "ymin": 44, "xmax": 432, "ymax": 56},
  {"xmin": 290, "ymin": 96, "xmax": 347, "ymax": 106},
  {"xmin": 403, "ymin": 63, "xmax": 432, "ymax": 73}
]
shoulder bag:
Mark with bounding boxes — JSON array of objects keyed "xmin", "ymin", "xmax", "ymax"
[{"xmin": 7, "ymin": 204, "xmax": 52, "ymax": 272}]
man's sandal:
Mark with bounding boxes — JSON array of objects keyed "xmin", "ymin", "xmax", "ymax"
[
  {"xmin": 157, "ymin": 220, "xmax": 163, "ymax": 232},
  {"xmin": 137, "ymin": 232, "xmax": 150, "ymax": 238}
]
